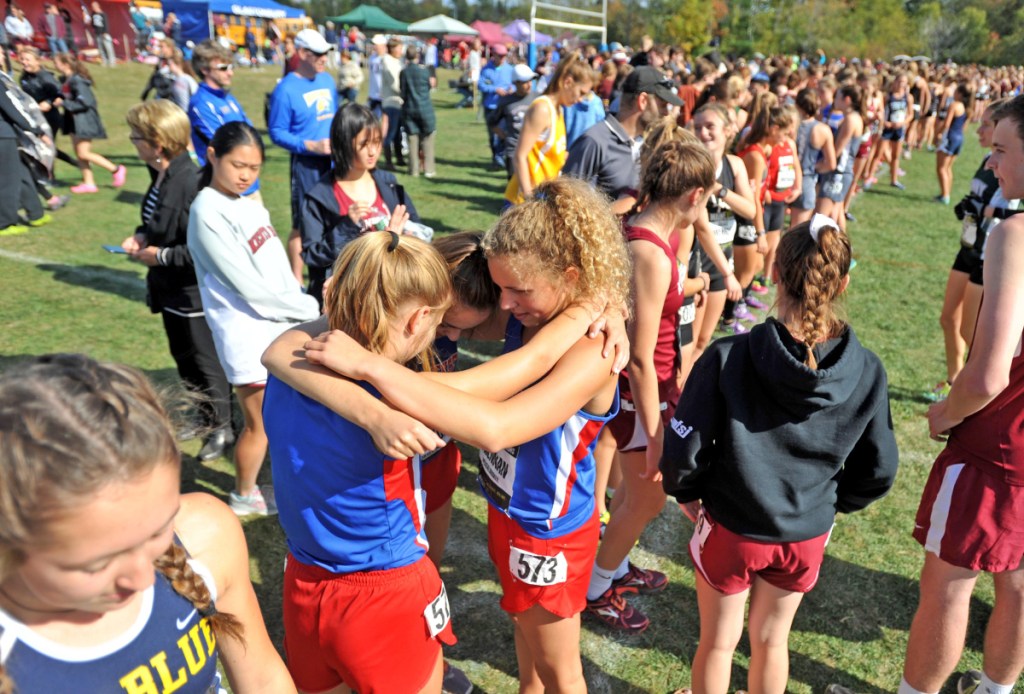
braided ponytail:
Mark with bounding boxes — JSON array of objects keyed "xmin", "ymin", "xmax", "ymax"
[
  {"xmin": 775, "ymin": 221, "xmax": 851, "ymax": 368},
  {"xmin": 154, "ymin": 542, "xmax": 244, "ymax": 643}
]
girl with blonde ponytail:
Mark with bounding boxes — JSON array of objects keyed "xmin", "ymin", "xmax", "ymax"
[
  {"xmin": 662, "ymin": 216, "xmax": 899, "ymax": 694},
  {"xmin": 0, "ymin": 354, "xmax": 294, "ymax": 694}
]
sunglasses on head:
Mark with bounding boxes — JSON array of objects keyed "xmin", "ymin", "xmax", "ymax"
[{"xmin": 214, "ymin": 63, "xmax": 234, "ymax": 71}]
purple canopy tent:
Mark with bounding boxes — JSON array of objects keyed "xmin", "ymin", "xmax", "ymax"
[{"xmin": 503, "ymin": 19, "xmax": 553, "ymax": 45}]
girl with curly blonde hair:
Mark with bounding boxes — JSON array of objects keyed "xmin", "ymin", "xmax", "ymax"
[{"xmin": 288, "ymin": 178, "xmax": 630, "ymax": 693}]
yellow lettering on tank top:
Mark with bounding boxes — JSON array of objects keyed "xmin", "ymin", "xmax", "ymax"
[
  {"xmin": 149, "ymin": 650, "xmax": 187, "ymax": 693},
  {"xmin": 177, "ymin": 623, "xmax": 207, "ymax": 675},
  {"xmin": 119, "ymin": 665, "xmax": 160, "ymax": 694},
  {"xmin": 199, "ymin": 616, "xmax": 217, "ymax": 656}
]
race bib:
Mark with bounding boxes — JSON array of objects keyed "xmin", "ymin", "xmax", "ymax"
[
  {"xmin": 479, "ymin": 446, "xmax": 518, "ymax": 510},
  {"xmin": 678, "ymin": 302, "xmax": 696, "ymax": 326},
  {"xmin": 961, "ymin": 219, "xmax": 978, "ymax": 248},
  {"xmin": 776, "ymin": 156, "xmax": 796, "ymax": 189},
  {"xmin": 736, "ymin": 223, "xmax": 757, "ymax": 242},
  {"xmin": 708, "ymin": 214, "xmax": 737, "ymax": 246},
  {"xmin": 423, "ymin": 582, "xmax": 451, "ymax": 638},
  {"xmin": 509, "ymin": 546, "xmax": 568, "ymax": 586},
  {"xmin": 891, "ymin": 108, "xmax": 907, "ymax": 124}
]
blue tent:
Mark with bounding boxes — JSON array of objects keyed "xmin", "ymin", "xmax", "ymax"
[{"xmin": 162, "ymin": 0, "xmax": 305, "ymax": 43}]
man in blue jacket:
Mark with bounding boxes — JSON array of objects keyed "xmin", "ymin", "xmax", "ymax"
[
  {"xmin": 269, "ymin": 28, "xmax": 336, "ymax": 285},
  {"xmin": 477, "ymin": 44, "xmax": 513, "ymax": 169},
  {"xmin": 188, "ymin": 41, "xmax": 252, "ymax": 171}
]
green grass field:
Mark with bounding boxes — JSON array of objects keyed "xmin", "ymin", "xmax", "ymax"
[{"xmin": 0, "ymin": 62, "xmax": 998, "ymax": 693}]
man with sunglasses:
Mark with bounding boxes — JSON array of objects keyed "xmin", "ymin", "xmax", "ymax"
[{"xmin": 188, "ymin": 40, "xmax": 254, "ymax": 185}]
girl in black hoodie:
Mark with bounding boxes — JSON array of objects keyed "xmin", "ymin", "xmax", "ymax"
[{"xmin": 662, "ymin": 214, "xmax": 899, "ymax": 694}]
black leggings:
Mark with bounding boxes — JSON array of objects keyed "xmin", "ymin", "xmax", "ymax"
[{"xmin": 161, "ymin": 310, "xmax": 232, "ymax": 430}]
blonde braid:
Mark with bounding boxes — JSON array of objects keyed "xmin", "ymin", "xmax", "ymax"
[{"xmin": 154, "ymin": 543, "xmax": 244, "ymax": 644}]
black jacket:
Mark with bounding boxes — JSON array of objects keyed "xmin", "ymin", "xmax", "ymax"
[
  {"xmin": 61, "ymin": 73, "xmax": 107, "ymax": 139},
  {"xmin": 138, "ymin": 153, "xmax": 202, "ymax": 313},
  {"xmin": 19, "ymin": 68, "xmax": 63, "ymax": 134},
  {"xmin": 300, "ymin": 168, "xmax": 420, "ymax": 302},
  {"xmin": 661, "ymin": 318, "xmax": 899, "ymax": 542}
]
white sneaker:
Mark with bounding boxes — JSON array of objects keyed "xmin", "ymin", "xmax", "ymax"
[{"xmin": 229, "ymin": 485, "xmax": 278, "ymax": 516}]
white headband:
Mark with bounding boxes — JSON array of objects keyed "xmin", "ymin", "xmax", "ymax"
[{"xmin": 809, "ymin": 213, "xmax": 836, "ymax": 245}]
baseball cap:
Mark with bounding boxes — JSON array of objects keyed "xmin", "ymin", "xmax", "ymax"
[
  {"xmin": 295, "ymin": 29, "xmax": 331, "ymax": 55},
  {"xmin": 751, "ymin": 71, "xmax": 771, "ymax": 84},
  {"xmin": 612, "ymin": 51, "xmax": 628, "ymax": 63},
  {"xmin": 491, "ymin": 43, "xmax": 508, "ymax": 56},
  {"xmin": 371, "ymin": 34, "xmax": 387, "ymax": 46},
  {"xmin": 621, "ymin": 66, "xmax": 684, "ymax": 106},
  {"xmin": 513, "ymin": 64, "xmax": 537, "ymax": 82},
  {"xmin": 609, "ymin": 41, "xmax": 623, "ymax": 51}
]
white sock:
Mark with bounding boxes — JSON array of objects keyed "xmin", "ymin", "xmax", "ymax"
[
  {"xmin": 897, "ymin": 678, "xmax": 935, "ymax": 694},
  {"xmin": 612, "ymin": 556, "xmax": 631, "ymax": 580},
  {"xmin": 586, "ymin": 564, "xmax": 615, "ymax": 601},
  {"xmin": 980, "ymin": 672, "xmax": 1014, "ymax": 694}
]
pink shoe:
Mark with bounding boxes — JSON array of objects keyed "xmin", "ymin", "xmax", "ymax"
[
  {"xmin": 112, "ymin": 165, "xmax": 127, "ymax": 188},
  {"xmin": 71, "ymin": 183, "xmax": 99, "ymax": 194}
]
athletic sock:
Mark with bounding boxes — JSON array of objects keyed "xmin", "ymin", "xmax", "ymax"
[
  {"xmin": 979, "ymin": 672, "xmax": 1014, "ymax": 694},
  {"xmin": 612, "ymin": 556, "xmax": 631, "ymax": 580},
  {"xmin": 723, "ymin": 298, "xmax": 737, "ymax": 321},
  {"xmin": 586, "ymin": 564, "xmax": 615, "ymax": 601},
  {"xmin": 743, "ymin": 281, "xmax": 754, "ymax": 301},
  {"xmin": 897, "ymin": 678, "xmax": 936, "ymax": 694}
]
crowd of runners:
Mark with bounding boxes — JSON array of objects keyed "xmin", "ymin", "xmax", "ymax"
[{"xmin": 0, "ymin": 26, "xmax": 1023, "ymax": 694}]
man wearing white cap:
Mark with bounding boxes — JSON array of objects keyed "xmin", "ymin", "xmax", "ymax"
[
  {"xmin": 268, "ymin": 28, "xmax": 337, "ymax": 284},
  {"xmin": 488, "ymin": 63, "xmax": 538, "ymax": 177}
]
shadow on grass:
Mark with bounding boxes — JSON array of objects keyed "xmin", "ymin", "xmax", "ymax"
[
  {"xmin": 888, "ymin": 383, "xmax": 942, "ymax": 407},
  {"xmin": 37, "ymin": 262, "xmax": 146, "ymax": 301},
  {"xmin": 790, "ymin": 650, "xmax": 889, "ymax": 694},
  {"xmin": 114, "ymin": 189, "xmax": 146, "ymax": 206},
  {"xmin": 803, "ymin": 555, "xmax": 989, "ymax": 651}
]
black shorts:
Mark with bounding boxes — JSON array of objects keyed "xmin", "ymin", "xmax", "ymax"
[
  {"xmin": 733, "ymin": 219, "xmax": 757, "ymax": 247},
  {"xmin": 700, "ymin": 243, "xmax": 734, "ymax": 292},
  {"xmin": 952, "ymin": 245, "xmax": 982, "ymax": 276},
  {"xmin": 881, "ymin": 127, "xmax": 905, "ymax": 141},
  {"xmin": 763, "ymin": 200, "xmax": 787, "ymax": 232}
]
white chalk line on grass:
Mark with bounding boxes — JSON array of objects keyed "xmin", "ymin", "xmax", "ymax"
[{"xmin": 0, "ymin": 247, "xmax": 145, "ymax": 292}]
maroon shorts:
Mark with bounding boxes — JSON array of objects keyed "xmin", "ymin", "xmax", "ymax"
[
  {"xmin": 689, "ymin": 508, "xmax": 832, "ymax": 595},
  {"xmin": 422, "ymin": 441, "xmax": 461, "ymax": 514},
  {"xmin": 607, "ymin": 378, "xmax": 680, "ymax": 452},
  {"xmin": 856, "ymin": 135, "xmax": 873, "ymax": 159},
  {"xmin": 913, "ymin": 447, "xmax": 1024, "ymax": 572},
  {"xmin": 487, "ymin": 505, "xmax": 600, "ymax": 618},
  {"xmin": 283, "ymin": 554, "xmax": 456, "ymax": 694}
]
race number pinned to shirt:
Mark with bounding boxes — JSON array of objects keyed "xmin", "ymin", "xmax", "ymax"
[
  {"xmin": 480, "ymin": 446, "xmax": 519, "ymax": 510},
  {"xmin": 776, "ymin": 154, "xmax": 796, "ymax": 190},
  {"xmin": 423, "ymin": 582, "xmax": 451, "ymax": 638},
  {"xmin": 509, "ymin": 546, "xmax": 568, "ymax": 587}
]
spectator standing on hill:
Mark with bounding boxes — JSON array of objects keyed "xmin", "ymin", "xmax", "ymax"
[
  {"xmin": 400, "ymin": 45, "xmax": 436, "ymax": 178},
  {"xmin": 478, "ymin": 43, "xmax": 514, "ymax": 170},
  {"xmin": 269, "ymin": 28, "xmax": 336, "ymax": 286},
  {"xmin": 564, "ymin": 65, "xmax": 684, "ymax": 214},
  {"xmin": 141, "ymin": 37, "xmax": 176, "ymax": 100},
  {"xmin": 367, "ymin": 34, "xmax": 386, "ymax": 117},
  {"xmin": 38, "ymin": 4, "xmax": 67, "ymax": 57},
  {"xmin": 337, "ymin": 49, "xmax": 362, "ymax": 104},
  {"xmin": 89, "ymin": 1, "xmax": 116, "ymax": 66},
  {"xmin": 164, "ymin": 11, "xmax": 182, "ymax": 46},
  {"xmin": 380, "ymin": 37, "xmax": 405, "ymax": 170}
]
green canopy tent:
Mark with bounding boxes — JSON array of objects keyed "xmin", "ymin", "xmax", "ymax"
[{"xmin": 327, "ymin": 5, "xmax": 408, "ymax": 33}]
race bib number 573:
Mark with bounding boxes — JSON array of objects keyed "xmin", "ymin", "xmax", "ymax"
[
  {"xmin": 423, "ymin": 582, "xmax": 451, "ymax": 638},
  {"xmin": 509, "ymin": 546, "xmax": 568, "ymax": 586}
]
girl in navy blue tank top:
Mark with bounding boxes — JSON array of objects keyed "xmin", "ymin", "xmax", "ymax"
[{"xmin": 0, "ymin": 354, "xmax": 294, "ymax": 694}]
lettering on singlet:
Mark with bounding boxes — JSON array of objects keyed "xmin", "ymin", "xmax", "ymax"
[
  {"xmin": 117, "ymin": 617, "xmax": 218, "ymax": 694},
  {"xmin": 479, "ymin": 445, "xmax": 520, "ymax": 510}
]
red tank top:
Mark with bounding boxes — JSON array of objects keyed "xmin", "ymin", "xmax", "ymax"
[
  {"xmin": 624, "ymin": 223, "xmax": 683, "ymax": 383},
  {"xmin": 766, "ymin": 139, "xmax": 797, "ymax": 201},
  {"xmin": 949, "ymin": 331, "xmax": 1024, "ymax": 485},
  {"xmin": 738, "ymin": 143, "xmax": 768, "ymax": 203}
]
